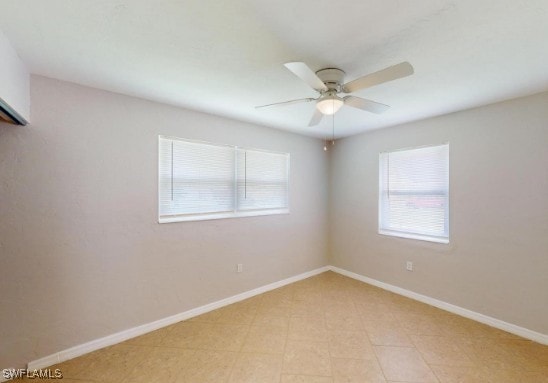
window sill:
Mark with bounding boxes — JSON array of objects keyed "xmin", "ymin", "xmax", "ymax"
[
  {"xmin": 378, "ymin": 229, "xmax": 449, "ymax": 244},
  {"xmin": 159, "ymin": 208, "xmax": 290, "ymax": 223}
]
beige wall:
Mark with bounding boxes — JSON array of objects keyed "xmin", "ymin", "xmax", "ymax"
[
  {"xmin": 0, "ymin": 76, "xmax": 329, "ymax": 369},
  {"xmin": 329, "ymin": 91, "xmax": 548, "ymax": 335}
]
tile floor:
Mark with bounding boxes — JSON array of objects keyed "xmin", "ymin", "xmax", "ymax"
[{"xmin": 21, "ymin": 272, "xmax": 548, "ymax": 382}]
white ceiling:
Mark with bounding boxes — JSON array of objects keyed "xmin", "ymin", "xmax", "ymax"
[{"xmin": 1, "ymin": 0, "xmax": 547, "ymax": 138}]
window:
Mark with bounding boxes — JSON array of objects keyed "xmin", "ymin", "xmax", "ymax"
[
  {"xmin": 379, "ymin": 144, "xmax": 449, "ymax": 243},
  {"xmin": 159, "ymin": 136, "xmax": 289, "ymax": 223},
  {"xmin": 236, "ymin": 149, "xmax": 289, "ymax": 211}
]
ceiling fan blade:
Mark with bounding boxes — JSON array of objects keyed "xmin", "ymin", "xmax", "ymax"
[
  {"xmin": 308, "ymin": 108, "xmax": 324, "ymax": 127},
  {"xmin": 344, "ymin": 96, "xmax": 390, "ymax": 114},
  {"xmin": 255, "ymin": 98, "xmax": 315, "ymax": 109},
  {"xmin": 342, "ymin": 62, "xmax": 414, "ymax": 93},
  {"xmin": 284, "ymin": 62, "xmax": 328, "ymax": 92}
]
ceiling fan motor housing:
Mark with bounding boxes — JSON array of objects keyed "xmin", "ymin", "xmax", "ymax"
[{"xmin": 316, "ymin": 68, "xmax": 345, "ymax": 92}]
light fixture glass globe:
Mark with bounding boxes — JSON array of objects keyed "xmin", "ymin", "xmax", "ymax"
[{"xmin": 316, "ymin": 95, "xmax": 343, "ymax": 115}]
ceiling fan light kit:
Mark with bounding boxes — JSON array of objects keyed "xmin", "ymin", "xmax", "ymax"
[
  {"xmin": 316, "ymin": 94, "xmax": 343, "ymax": 115},
  {"xmin": 256, "ymin": 61, "xmax": 414, "ymax": 128}
]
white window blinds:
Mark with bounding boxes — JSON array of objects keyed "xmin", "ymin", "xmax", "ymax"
[
  {"xmin": 159, "ymin": 136, "xmax": 289, "ymax": 223},
  {"xmin": 237, "ymin": 149, "xmax": 289, "ymax": 211},
  {"xmin": 159, "ymin": 138, "xmax": 235, "ymax": 218},
  {"xmin": 379, "ymin": 144, "xmax": 449, "ymax": 243}
]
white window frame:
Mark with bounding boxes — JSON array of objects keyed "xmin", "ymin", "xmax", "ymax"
[
  {"xmin": 158, "ymin": 136, "xmax": 290, "ymax": 223},
  {"xmin": 378, "ymin": 143, "xmax": 449, "ymax": 244}
]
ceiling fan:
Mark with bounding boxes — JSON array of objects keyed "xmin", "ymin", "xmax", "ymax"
[{"xmin": 256, "ymin": 61, "xmax": 414, "ymax": 126}]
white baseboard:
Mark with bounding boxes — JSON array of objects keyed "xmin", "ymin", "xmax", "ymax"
[
  {"xmin": 18, "ymin": 262, "xmax": 547, "ymax": 380},
  {"xmin": 329, "ymin": 265, "xmax": 548, "ymax": 345},
  {"xmin": 26, "ymin": 266, "xmax": 330, "ymax": 372}
]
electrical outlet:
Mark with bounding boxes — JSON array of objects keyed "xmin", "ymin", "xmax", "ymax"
[
  {"xmin": 237, "ymin": 263, "xmax": 243, "ymax": 273},
  {"xmin": 406, "ymin": 261, "xmax": 413, "ymax": 271}
]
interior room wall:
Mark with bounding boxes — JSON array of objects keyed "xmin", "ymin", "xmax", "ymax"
[
  {"xmin": 329, "ymin": 91, "xmax": 548, "ymax": 335},
  {"xmin": 0, "ymin": 76, "xmax": 329, "ymax": 369}
]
